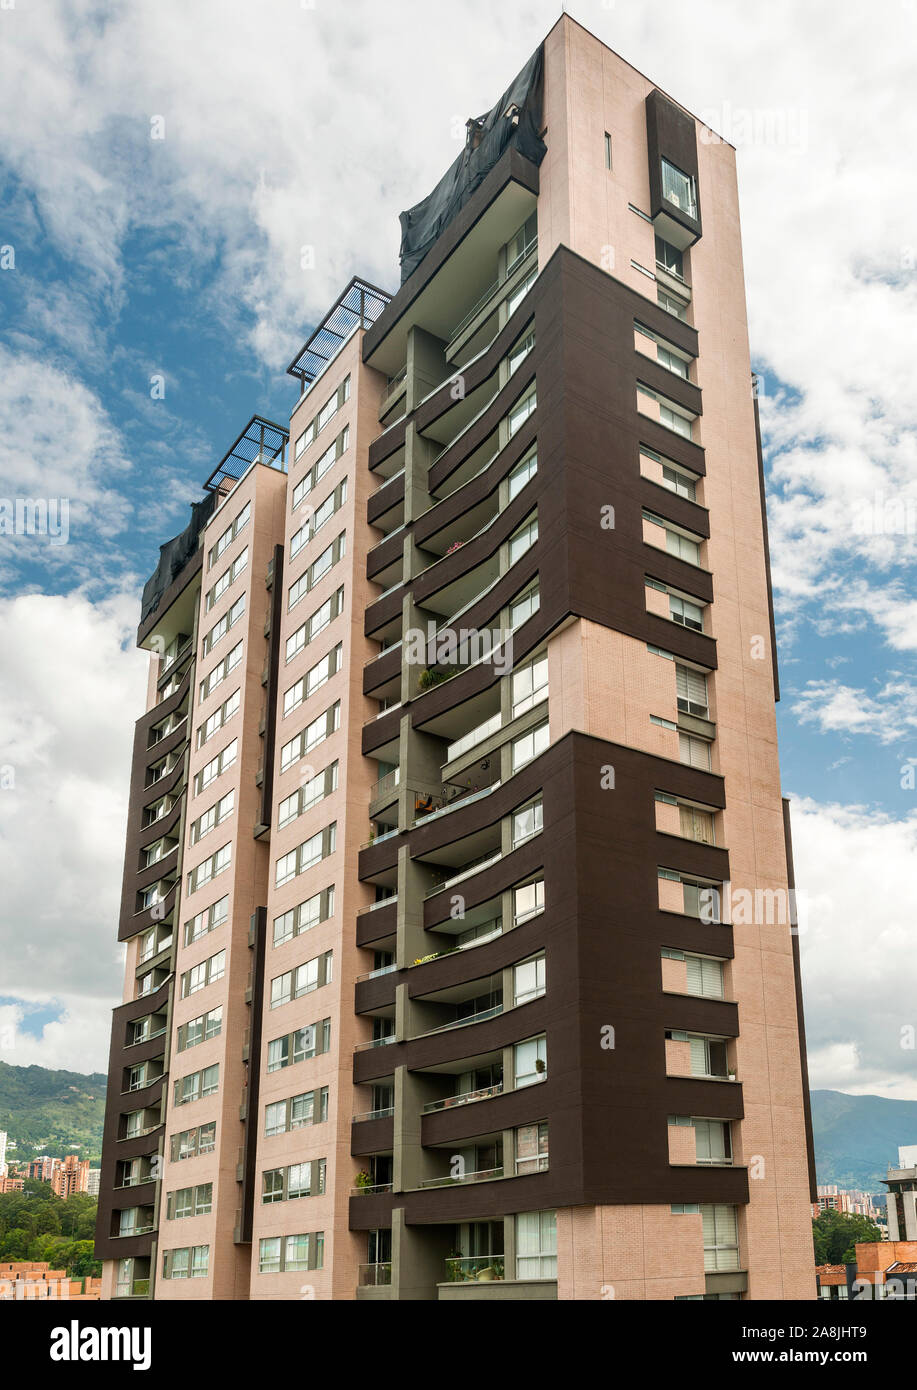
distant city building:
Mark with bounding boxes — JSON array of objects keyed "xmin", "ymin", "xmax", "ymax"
[
  {"xmin": 28, "ymin": 1156, "xmax": 60, "ymax": 1184},
  {"xmin": 816, "ymin": 1241, "xmax": 917, "ymax": 1300},
  {"xmin": 882, "ymin": 1146, "xmax": 917, "ymax": 1241},
  {"xmin": 0, "ymin": 1262, "xmax": 101, "ymax": 1301},
  {"xmin": 0, "ymin": 1176, "xmax": 24, "ymax": 1194},
  {"xmin": 0, "ymin": 1130, "xmax": 7, "ymax": 1177},
  {"xmin": 87, "ymin": 1169, "xmax": 101, "ymax": 1197},
  {"xmin": 811, "ymin": 1185, "xmax": 883, "ymax": 1222},
  {"xmin": 51, "ymin": 1155, "xmax": 90, "ymax": 1199}
]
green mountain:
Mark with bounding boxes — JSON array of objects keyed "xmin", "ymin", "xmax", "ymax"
[
  {"xmin": 0, "ymin": 1061, "xmax": 106, "ymax": 1165},
  {"xmin": 811, "ymin": 1089, "xmax": 917, "ymax": 1193}
]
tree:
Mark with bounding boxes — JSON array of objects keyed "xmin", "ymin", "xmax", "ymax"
[
  {"xmin": 813, "ymin": 1209, "xmax": 882, "ymax": 1265},
  {"xmin": 0, "ymin": 1228, "xmax": 31, "ymax": 1261}
]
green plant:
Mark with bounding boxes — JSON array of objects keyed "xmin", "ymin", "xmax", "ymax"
[
  {"xmin": 417, "ymin": 666, "xmax": 459, "ymax": 691},
  {"xmin": 353, "ymin": 1170, "xmax": 373, "ymax": 1191},
  {"xmin": 491, "ymin": 1257, "xmax": 505, "ymax": 1280}
]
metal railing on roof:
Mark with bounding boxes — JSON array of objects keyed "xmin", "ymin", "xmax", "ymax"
[
  {"xmin": 287, "ymin": 277, "xmax": 393, "ymax": 395},
  {"xmin": 203, "ymin": 416, "xmax": 290, "ymax": 493}
]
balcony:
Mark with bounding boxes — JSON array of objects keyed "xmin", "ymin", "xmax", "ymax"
[
  {"xmin": 419, "ymin": 1166, "xmax": 503, "ymax": 1189},
  {"xmin": 423, "ymin": 1081, "xmax": 504, "ymax": 1114},
  {"xmin": 358, "ymin": 1262, "xmax": 392, "ymax": 1287},
  {"xmin": 444, "ymin": 1253, "xmax": 505, "ymax": 1283}
]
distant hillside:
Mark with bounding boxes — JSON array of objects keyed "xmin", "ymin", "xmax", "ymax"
[
  {"xmin": 811, "ymin": 1089, "xmax": 917, "ymax": 1193},
  {"xmin": 0, "ymin": 1061, "xmax": 106, "ymax": 1165}
]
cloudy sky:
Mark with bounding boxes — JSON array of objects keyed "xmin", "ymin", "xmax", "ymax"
[{"xmin": 0, "ymin": 0, "xmax": 915, "ymax": 1103}]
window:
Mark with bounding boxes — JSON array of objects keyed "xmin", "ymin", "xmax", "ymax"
[
  {"xmin": 657, "ymin": 287, "xmax": 689, "ymax": 320},
  {"xmin": 511, "ymin": 721, "xmax": 549, "ymax": 772},
  {"xmin": 679, "ymin": 804, "xmax": 715, "ymax": 844},
  {"xmin": 509, "ymin": 580, "xmax": 539, "ymax": 631},
  {"xmin": 508, "ymin": 514, "xmax": 538, "ymax": 566},
  {"xmin": 511, "ymin": 652, "xmax": 548, "ymax": 718},
  {"xmin": 290, "ymin": 478, "xmax": 348, "ymax": 552},
  {"xmin": 661, "ymin": 462, "xmax": 696, "ymax": 500},
  {"xmin": 507, "ymin": 267, "xmax": 537, "ymax": 317},
  {"xmin": 506, "ymin": 213, "xmax": 537, "ymax": 273},
  {"xmin": 508, "ymin": 387, "xmax": 537, "ymax": 437},
  {"xmin": 274, "ymin": 825, "xmax": 336, "ymax": 889},
  {"xmin": 201, "ymin": 594, "xmax": 245, "ymax": 657},
  {"xmin": 292, "ymin": 380, "xmax": 350, "ymax": 465},
  {"xmin": 685, "ymin": 954, "xmax": 724, "ymax": 999},
  {"xmin": 661, "ymin": 158, "xmax": 697, "ymax": 219},
  {"xmin": 515, "ymin": 1210, "xmax": 556, "ymax": 1278},
  {"xmin": 187, "ymin": 843, "xmax": 231, "ymax": 894},
  {"xmin": 199, "ymin": 642, "xmax": 243, "ymax": 702},
  {"xmin": 507, "ymin": 447, "xmax": 538, "ymax": 501},
  {"xmin": 194, "ymin": 737, "xmax": 238, "ymax": 795},
  {"xmin": 655, "ymin": 235, "xmax": 684, "ymax": 279},
  {"xmin": 288, "ymin": 531, "xmax": 346, "ymax": 611},
  {"xmin": 514, "ymin": 1035, "xmax": 547, "ymax": 1089},
  {"xmin": 278, "ymin": 764, "xmax": 338, "ymax": 829},
  {"xmin": 173, "ymin": 1064, "xmax": 219, "ymax": 1106},
  {"xmin": 512, "ymin": 797, "xmax": 543, "ymax": 848},
  {"xmin": 688, "ymin": 1035, "xmax": 729, "ymax": 1079},
  {"xmin": 669, "ymin": 594, "xmax": 704, "ymax": 631},
  {"xmin": 279, "ymin": 700, "xmax": 340, "ymax": 773},
  {"xmin": 515, "ymin": 1122, "xmax": 549, "ymax": 1175},
  {"xmin": 514, "ymin": 955, "xmax": 546, "ymax": 1006},
  {"xmin": 264, "ymin": 1087, "xmax": 329, "ymax": 1137},
  {"xmin": 514, "ymin": 879, "xmax": 544, "ymax": 925},
  {"xmin": 660, "ymin": 403, "xmax": 692, "ymax": 438},
  {"xmin": 197, "ymin": 689, "xmax": 240, "ymax": 748},
  {"xmin": 266, "ymin": 1018, "xmax": 331, "ymax": 1072},
  {"xmin": 507, "ymin": 331, "xmax": 535, "ymax": 377},
  {"xmin": 258, "ymin": 1232, "xmax": 324, "ymax": 1274},
  {"xmin": 179, "ymin": 949, "xmax": 226, "ymax": 999},
  {"xmin": 166, "ymin": 1183, "xmax": 213, "ymax": 1220},
  {"xmin": 679, "ymin": 731, "xmax": 711, "ymax": 770},
  {"xmin": 695, "ymin": 1119, "xmax": 731, "ymax": 1165},
  {"xmin": 272, "ymin": 887, "xmax": 334, "ymax": 947},
  {"xmin": 656, "ymin": 345, "xmax": 689, "ymax": 379},
  {"xmin": 205, "ymin": 547, "xmax": 248, "ymax": 611},
  {"xmin": 169, "ymin": 1122, "xmax": 217, "ymax": 1162},
  {"xmin": 208, "ymin": 500, "xmax": 250, "ymax": 568},
  {"xmin": 184, "ymin": 895, "xmax": 229, "ymax": 946},
  {"xmin": 702, "ymin": 1204, "xmax": 739, "ymax": 1271},
  {"xmin": 285, "ymin": 593, "xmax": 344, "ymax": 667},
  {"xmin": 676, "ymin": 664, "xmax": 709, "ymax": 719},
  {"xmin": 176, "ymin": 1006, "xmax": 222, "ymax": 1052},
  {"xmin": 269, "ymin": 951, "xmax": 333, "ymax": 1009},
  {"xmin": 284, "ymin": 640, "xmax": 343, "ymax": 710},
  {"xmin": 261, "ymin": 1159, "xmax": 327, "ymax": 1204}
]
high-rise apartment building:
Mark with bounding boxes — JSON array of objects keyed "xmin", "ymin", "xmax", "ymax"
[
  {"xmin": 95, "ymin": 16, "xmax": 816, "ymax": 1301},
  {"xmin": 52, "ymin": 1155, "xmax": 91, "ymax": 1199}
]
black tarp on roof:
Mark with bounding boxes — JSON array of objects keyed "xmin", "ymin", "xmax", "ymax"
[
  {"xmin": 398, "ymin": 44, "xmax": 546, "ymax": 284},
  {"xmin": 140, "ymin": 491, "xmax": 217, "ymax": 627}
]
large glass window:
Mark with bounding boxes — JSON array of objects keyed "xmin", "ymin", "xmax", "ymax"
[
  {"xmin": 515, "ymin": 1210, "xmax": 557, "ymax": 1278},
  {"xmin": 514, "ymin": 1035, "xmax": 547, "ymax": 1088},
  {"xmin": 661, "ymin": 159, "xmax": 697, "ymax": 218}
]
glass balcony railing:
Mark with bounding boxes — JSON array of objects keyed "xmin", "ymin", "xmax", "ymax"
[
  {"xmin": 444, "ymin": 1254, "xmax": 505, "ymax": 1283},
  {"xmin": 356, "ymin": 895, "xmax": 397, "ymax": 916},
  {"xmin": 352, "ymin": 1106, "xmax": 395, "ymax": 1122},
  {"xmin": 445, "ymin": 713, "xmax": 502, "ymax": 763},
  {"xmin": 425, "ymin": 1003, "xmax": 503, "ymax": 1035},
  {"xmin": 419, "ymin": 1166, "xmax": 503, "ymax": 1188},
  {"xmin": 358, "ymin": 1262, "xmax": 392, "ymax": 1286},
  {"xmin": 423, "ymin": 1081, "xmax": 503, "ymax": 1114},
  {"xmin": 353, "ymin": 1035, "xmax": 396, "ymax": 1052}
]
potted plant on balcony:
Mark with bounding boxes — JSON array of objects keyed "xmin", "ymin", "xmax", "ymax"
[
  {"xmin": 445, "ymin": 1251, "xmax": 463, "ymax": 1282},
  {"xmin": 354, "ymin": 1169, "xmax": 373, "ymax": 1193},
  {"xmin": 445, "ymin": 540, "xmax": 465, "ymax": 556}
]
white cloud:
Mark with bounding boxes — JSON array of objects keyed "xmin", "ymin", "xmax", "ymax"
[
  {"xmin": 0, "ymin": 590, "xmax": 145, "ymax": 1041},
  {"xmin": 792, "ymin": 679, "xmax": 917, "ymax": 743},
  {"xmin": 0, "ymin": 999, "xmax": 113, "ymax": 1076},
  {"xmin": 792, "ymin": 796, "xmax": 917, "ymax": 1100}
]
